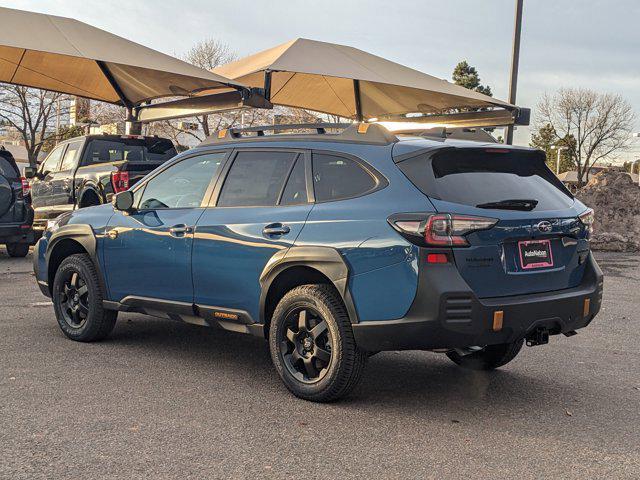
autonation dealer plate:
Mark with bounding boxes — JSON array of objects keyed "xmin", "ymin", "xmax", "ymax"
[{"xmin": 518, "ymin": 239, "xmax": 554, "ymax": 269}]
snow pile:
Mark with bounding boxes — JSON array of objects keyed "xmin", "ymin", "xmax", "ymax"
[{"xmin": 576, "ymin": 169, "xmax": 640, "ymax": 252}]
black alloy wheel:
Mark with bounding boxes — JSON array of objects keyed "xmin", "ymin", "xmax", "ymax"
[
  {"xmin": 52, "ymin": 254, "xmax": 117, "ymax": 342},
  {"xmin": 57, "ymin": 270, "xmax": 90, "ymax": 329},
  {"xmin": 280, "ymin": 307, "xmax": 333, "ymax": 383},
  {"xmin": 269, "ymin": 284, "xmax": 368, "ymax": 402}
]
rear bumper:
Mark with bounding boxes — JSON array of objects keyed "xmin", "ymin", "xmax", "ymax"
[
  {"xmin": 0, "ymin": 223, "xmax": 35, "ymax": 244},
  {"xmin": 352, "ymin": 252, "xmax": 603, "ymax": 351}
]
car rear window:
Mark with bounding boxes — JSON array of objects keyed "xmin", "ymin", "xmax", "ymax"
[
  {"xmin": 312, "ymin": 153, "xmax": 378, "ymax": 202},
  {"xmin": 396, "ymin": 148, "xmax": 574, "ymax": 211},
  {"xmin": 82, "ymin": 138, "xmax": 176, "ymax": 165}
]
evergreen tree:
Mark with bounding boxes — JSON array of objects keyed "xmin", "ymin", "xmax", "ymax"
[
  {"xmin": 452, "ymin": 61, "xmax": 493, "ymax": 97},
  {"xmin": 41, "ymin": 124, "xmax": 85, "ymax": 153},
  {"xmin": 530, "ymin": 123, "xmax": 575, "ymax": 173}
]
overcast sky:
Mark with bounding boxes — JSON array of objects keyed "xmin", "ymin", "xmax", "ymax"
[{"xmin": 3, "ymin": 0, "xmax": 639, "ymax": 160}]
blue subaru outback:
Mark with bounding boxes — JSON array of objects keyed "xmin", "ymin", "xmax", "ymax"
[{"xmin": 33, "ymin": 123, "xmax": 603, "ymax": 402}]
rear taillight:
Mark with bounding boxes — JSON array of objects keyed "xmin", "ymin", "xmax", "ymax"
[
  {"xmin": 578, "ymin": 208, "xmax": 594, "ymax": 236},
  {"xmin": 111, "ymin": 171, "xmax": 130, "ymax": 193},
  {"xmin": 389, "ymin": 213, "xmax": 497, "ymax": 247},
  {"xmin": 21, "ymin": 177, "xmax": 30, "ymax": 197}
]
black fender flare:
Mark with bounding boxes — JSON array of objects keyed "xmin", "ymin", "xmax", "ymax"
[
  {"xmin": 45, "ymin": 223, "xmax": 106, "ymax": 294},
  {"xmin": 259, "ymin": 246, "xmax": 359, "ymax": 324},
  {"xmin": 77, "ymin": 183, "xmax": 103, "ymax": 207}
]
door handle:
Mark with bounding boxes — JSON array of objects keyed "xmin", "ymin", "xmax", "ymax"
[
  {"xmin": 169, "ymin": 224, "xmax": 194, "ymax": 237},
  {"xmin": 263, "ymin": 223, "xmax": 291, "ymax": 236},
  {"xmin": 106, "ymin": 229, "xmax": 118, "ymax": 240}
]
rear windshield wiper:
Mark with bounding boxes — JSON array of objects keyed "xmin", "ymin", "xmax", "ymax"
[{"xmin": 476, "ymin": 199, "xmax": 538, "ymax": 211}]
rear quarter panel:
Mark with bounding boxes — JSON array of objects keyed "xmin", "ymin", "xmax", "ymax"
[{"xmin": 294, "ymin": 142, "xmax": 432, "ymax": 322}]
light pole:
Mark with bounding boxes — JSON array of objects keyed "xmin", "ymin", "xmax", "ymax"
[
  {"xmin": 505, "ymin": 0, "xmax": 524, "ymax": 145},
  {"xmin": 551, "ymin": 145, "xmax": 568, "ymax": 174},
  {"xmin": 632, "ymin": 133, "xmax": 639, "ymax": 186}
]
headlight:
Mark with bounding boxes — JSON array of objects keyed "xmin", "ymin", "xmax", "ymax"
[{"xmin": 578, "ymin": 208, "xmax": 594, "ymax": 236}]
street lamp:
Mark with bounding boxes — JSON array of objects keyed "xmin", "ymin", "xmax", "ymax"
[{"xmin": 550, "ymin": 145, "xmax": 568, "ymax": 174}]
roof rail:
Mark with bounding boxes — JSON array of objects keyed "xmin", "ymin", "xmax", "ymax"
[{"xmin": 202, "ymin": 122, "xmax": 398, "ymax": 146}]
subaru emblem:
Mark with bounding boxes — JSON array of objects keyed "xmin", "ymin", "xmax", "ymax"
[{"xmin": 537, "ymin": 221, "xmax": 552, "ymax": 233}]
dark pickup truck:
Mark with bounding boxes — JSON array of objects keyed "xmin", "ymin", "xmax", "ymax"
[{"xmin": 25, "ymin": 134, "xmax": 177, "ymax": 231}]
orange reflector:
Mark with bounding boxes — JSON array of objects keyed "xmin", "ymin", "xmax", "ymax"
[
  {"xmin": 217, "ymin": 129, "xmax": 227, "ymax": 139},
  {"xmin": 583, "ymin": 298, "xmax": 590, "ymax": 317},
  {"xmin": 493, "ymin": 311, "xmax": 504, "ymax": 331},
  {"xmin": 426, "ymin": 253, "xmax": 448, "ymax": 264},
  {"xmin": 357, "ymin": 123, "xmax": 370, "ymax": 134}
]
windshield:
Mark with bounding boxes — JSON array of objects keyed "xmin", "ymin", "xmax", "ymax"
[
  {"xmin": 397, "ymin": 148, "xmax": 574, "ymax": 211},
  {"xmin": 82, "ymin": 138, "xmax": 176, "ymax": 165}
]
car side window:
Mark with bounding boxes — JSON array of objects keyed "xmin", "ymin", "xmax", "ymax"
[
  {"xmin": 279, "ymin": 158, "xmax": 308, "ymax": 205},
  {"xmin": 217, "ymin": 151, "xmax": 297, "ymax": 207},
  {"xmin": 137, "ymin": 152, "xmax": 225, "ymax": 210},
  {"xmin": 312, "ymin": 153, "xmax": 377, "ymax": 202},
  {"xmin": 59, "ymin": 140, "xmax": 83, "ymax": 171},
  {"xmin": 39, "ymin": 144, "xmax": 65, "ymax": 174}
]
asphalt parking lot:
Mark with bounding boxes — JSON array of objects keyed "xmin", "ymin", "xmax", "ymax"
[{"xmin": 1, "ymin": 250, "xmax": 638, "ymax": 479}]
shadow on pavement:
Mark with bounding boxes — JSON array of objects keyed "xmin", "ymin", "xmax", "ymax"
[{"xmin": 105, "ymin": 314, "xmax": 573, "ymax": 416}]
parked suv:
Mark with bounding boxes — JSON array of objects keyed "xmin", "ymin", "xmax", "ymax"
[
  {"xmin": 33, "ymin": 124, "xmax": 603, "ymax": 402},
  {"xmin": 0, "ymin": 146, "xmax": 34, "ymax": 257},
  {"xmin": 25, "ymin": 134, "xmax": 176, "ymax": 232}
]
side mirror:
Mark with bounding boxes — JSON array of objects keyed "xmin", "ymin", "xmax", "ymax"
[
  {"xmin": 113, "ymin": 190, "xmax": 135, "ymax": 213},
  {"xmin": 24, "ymin": 166, "xmax": 37, "ymax": 179}
]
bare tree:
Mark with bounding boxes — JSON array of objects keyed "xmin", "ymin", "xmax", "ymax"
[
  {"xmin": 536, "ymin": 88, "xmax": 635, "ymax": 186},
  {"xmin": 151, "ymin": 38, "xmax": 330, "ymax": 146},
  {"xmin": 91, "ymin": 101, "xmax": 126, "ymax": 127},
  {"xmin": 0, "ymin": 84, "xmax": 69, "ymax": 166},
  {"xmin": 181, "ymin": 38, "xmax": 236, "ymax": 138},
  {"xmin": 184, "ymin": 38, "xmax": 235, "ymax": 71}
]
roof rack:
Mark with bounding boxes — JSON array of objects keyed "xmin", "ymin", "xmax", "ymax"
[{"xmin": 201, "ymin": 122, "xmax": 398, "ymax": 146}]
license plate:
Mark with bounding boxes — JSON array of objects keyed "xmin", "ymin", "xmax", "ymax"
[{"xmin": 518, "ymin": 239, "xmax": 553, "ymax": 269}]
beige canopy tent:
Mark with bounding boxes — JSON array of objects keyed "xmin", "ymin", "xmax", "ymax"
[
  {"xmin": 211, "ymin": 38, "xmax": 528, "ymax": 126},
  {"xmin": 0, "ymin": 6, "xmax": 254, "ymax": 110},
  {"xmin": 0, "ymin": 8, "xmax": 527, "ymax": 129}
]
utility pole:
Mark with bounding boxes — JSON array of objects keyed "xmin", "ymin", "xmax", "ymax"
[
  {"xmin": 551, "ymin": 145, "xmax": 568, "ymax": 174},
  {"xmin": 505, "ymin": 0, "xmax": 524, "ymax": 145},
  {"xmin": 55, "ymin": 97, "xmax": 60, "ymax": 145}
]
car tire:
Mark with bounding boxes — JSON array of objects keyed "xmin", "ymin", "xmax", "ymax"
[
  {"xmin": 52, "ymin": 253, "xmax": 117, "ymax": 342},
  {"xmin": 269, "ymin": 284, "xmax": 367, "ymax": 402},
  {"xmin": 446, "ymin": 339, "xmax": 524, "ymax": 370},
  {"xmin": 6, "ymin": 243, "xmax": 29, "ymax": 257}
]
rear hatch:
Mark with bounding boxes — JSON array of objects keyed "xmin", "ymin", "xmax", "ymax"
[
  {"xmin": 396, "ymin": 146, "xmax": 591, "ymax": 298},
  {"xmin": 0, "ymin": 150, "xmax": 28, "ymax": 224}
]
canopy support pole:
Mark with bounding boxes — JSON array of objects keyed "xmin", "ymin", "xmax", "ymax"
[
  {"xmin": 131, "ymin": 89, "xmax": 272, "ymax": 124},
  {"xmin": 95, "ymin": 61, "xmax": 132, "ymax": 109},
  {"xmin": 125, "ymin": 107, "xmax": 142, "ymax": 135},
  {"xmin": 376, "ymin": 108, "xmax": 529, "ymax": 129},
  {"xmin": 263, "ymin": 70, "xmax": 272, "ymax": 101},
  {"xmin": 95, "ymin": 61, "xmax": 142, "ymax": 134},
  {"xmin": 353, "ymin": 80, "xmax": 363, "ymax": 122}
]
